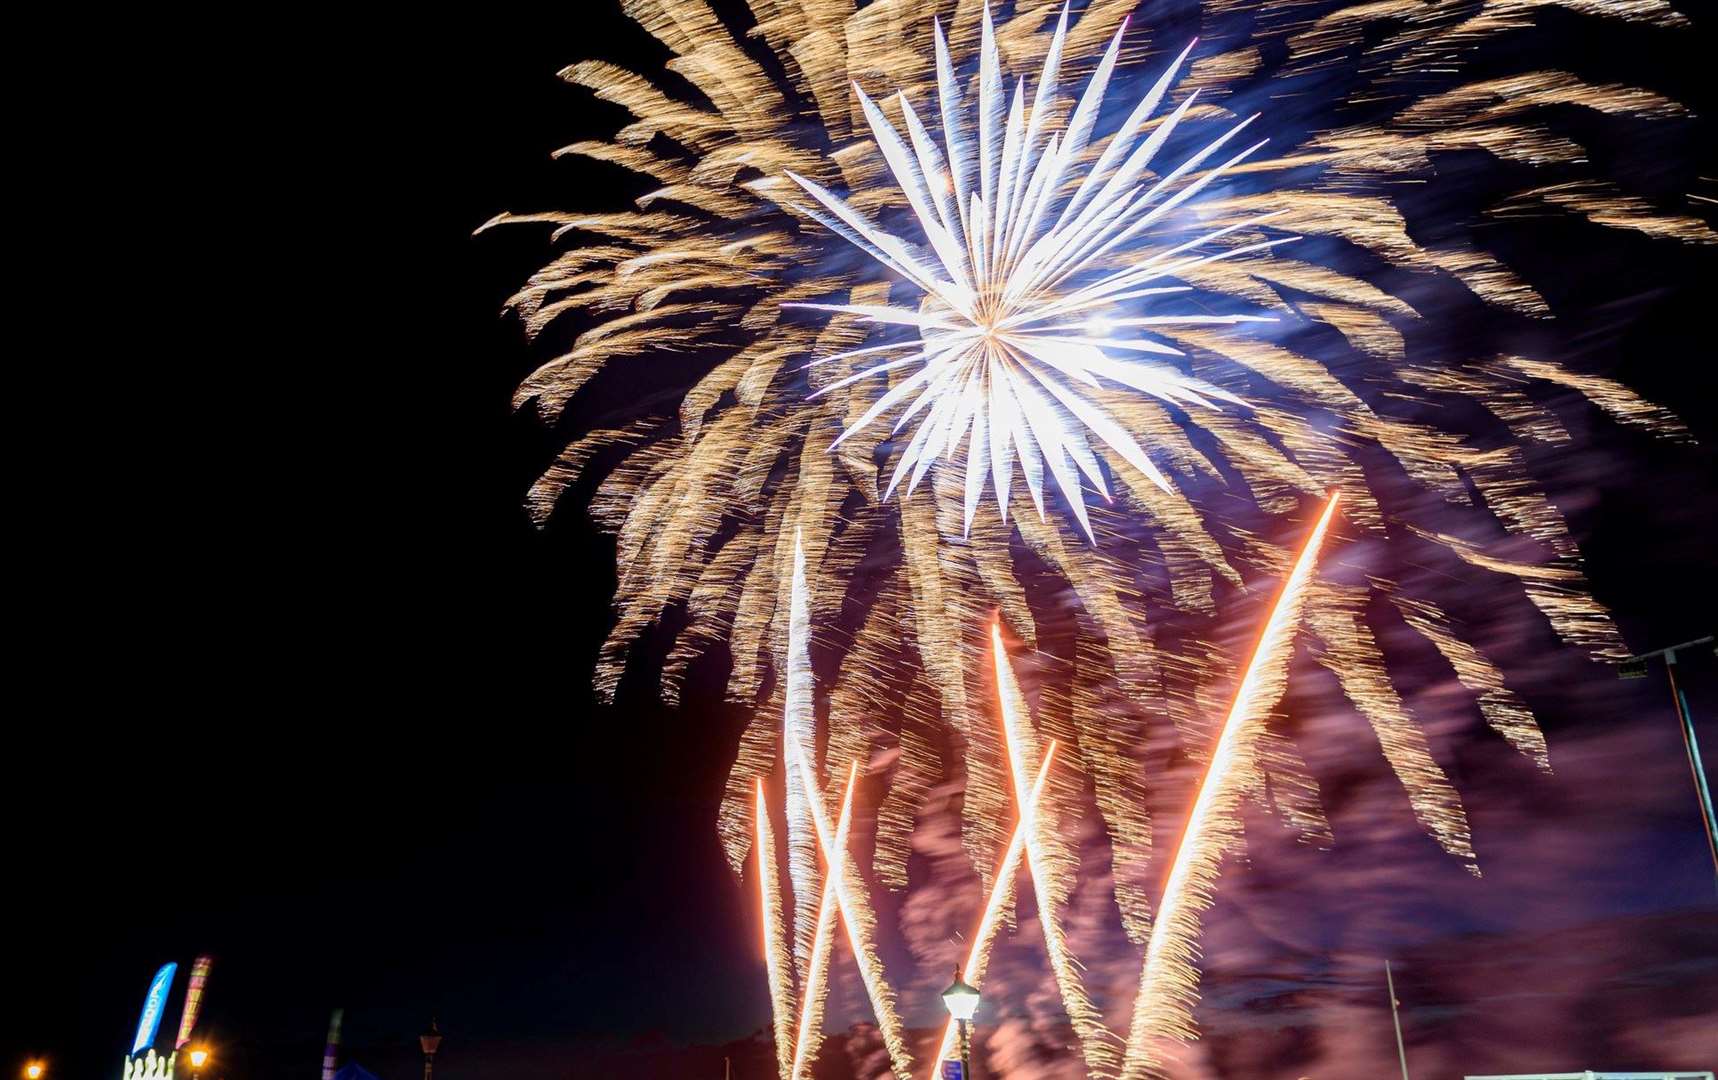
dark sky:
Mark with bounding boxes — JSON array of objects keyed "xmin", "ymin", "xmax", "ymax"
[{"xmin": 9, "ymin": 4, "xmax": 1717, "ymax": 1080}]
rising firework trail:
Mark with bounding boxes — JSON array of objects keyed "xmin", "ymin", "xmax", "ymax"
[
  {"xmin": 783, "ymin": 531, "xmax": 819, "ymax": 978},
  {"xmin": 753, "ymin": 780, "xmax": 794, "ymax": 1080},
  {"xmin": 929, "ymin": 742, "xmax": 1057, "ymax": 1075},
  {"xmin": 1124, "ymin": 491, "xmax": 1342, "ymax": 1078},
  {"xmin": 788, "ymin": 761, "xmax": 860, "ymax": 1080},
  {"xmin": 990, "ymin": 622, "xmax": 1114, "ymax": 1073},
  {"xmin": 791, "ymin": 747, "xmax": 911, "ymax": 1077},
  {"xmin": 782, "ymin": 529, "xmax": 911, "ymax": 1074}
]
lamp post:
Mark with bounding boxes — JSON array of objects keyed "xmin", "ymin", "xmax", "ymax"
[
  {"xmin": 419, "ymin": 1019, "xmax": 442, "ymax": 1080},
  {"xmin": 1620, "ymin": 634, "xmax": 1718, "ymax": 894},
  {"xmin": 25, "ymin": 1064, "xmax": 44, "ymax": 1080},
  {"xmin": 188, "ymin": 1048, "xmax": 209, "ymax": 1080},
  {"xmin": 941, "ymin": 968, "xmax": 980, "ymax": 1080}
]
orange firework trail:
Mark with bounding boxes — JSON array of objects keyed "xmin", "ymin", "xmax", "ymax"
[
  {"xmin": 791, "ymin": 745, "xmax": 912, "ymax": 1077},
  {"xmin": 1122, "ymin": 491, "xmax": 1342, "ymax": 1079},
  {"xmin": 754, "ymin": 780, "xmax": 794, "ymax": 1080},
  {"xmin": 787, "ymin": 761, "xmax": 859, "ymax": 1080},
  {"xmin": 929, "ymin": 743, "xmax": 1056, "ymax": 1075},
  {"xmin": 990, "ymin": 624, "xmax": 1118, "ymax": 1075}
]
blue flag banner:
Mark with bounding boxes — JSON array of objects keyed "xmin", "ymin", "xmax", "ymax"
[
  {"xmin": 131, "ymin": 963, "xmax": 178, "ymax": 1054},
  {"xmin": 941, "ymin": 1061, "xmax": 964, "ymax": 1080}
]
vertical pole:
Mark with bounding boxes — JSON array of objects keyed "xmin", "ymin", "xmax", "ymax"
[
  {"xmin": 423, "ymin": 1054, "xmax": 434, "ymax": 1080},
  {"xmin": 1665, "ymin": 652, "xmax": 1718, "ymax": 893},
  {"xmin": 959, "ymin": 1017, "xmax": 971, "ymax": 1080},
  {"xmin": 1385, "ymin": 960, "xmax": 1410, "ymax": 1080}
]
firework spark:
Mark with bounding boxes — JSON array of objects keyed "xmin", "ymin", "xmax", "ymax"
[
  {"xmin": 1124, "ymin": 492, "xmax": 1340, "ymax": 1077},
  {"xmin": 784, "ymin": 11, "xmax": 1276, "ymax": 539}
]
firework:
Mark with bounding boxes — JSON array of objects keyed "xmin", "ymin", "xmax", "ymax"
[
  {"xmin": 492, "ymin": 0, "xmax": 1706, "ymax": 1070},
  {"xmin": 783, "ymin": 530, "xmax": 819, "ymax": 981},
  {"xmin": 493, "ymin": 0, "xmax": 1701, "ymax": 891},
  {"xmin": 989, "ymin": 622, "xmax": 1113, "ymax": 1074},
  {"xmin": 783, "ymin": 13, "xmax": 1276, "ymax": 539},
  {"xmin": 753, "ymin": 500, "xmax": 1340, "ymax": 1078},
  {"xmin": 791, "ymin": 726, "xmax": 911, "ymax": 1077},
  {"xmin": 928, "ymin": 742, "xmax": 1058, "ymax": 1074},
  {"xmin": 788, "ymin": 531, "xmax": 912, "ymax": 1077},
  {"xmin": 787, "ymin": 760, "xmax": 861, "ymax": 1080},
  {"xmin": 1124, "ymin": 492, "xmax": 1340, "ymax": 1078},
  {"xmin": 754, "ymin": 780, "xmax": 794, "ymax": 1080}
]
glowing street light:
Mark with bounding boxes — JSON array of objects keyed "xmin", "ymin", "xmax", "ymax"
[
  {"xmin": 25, "ymin": 1064, "xmax": 44, "ymax": 1080},
  {"xmin": 941, "ymin": 968, "xmax": 981, "ymax": 1079},
  {"xmin": 188, "ymin": 1048, "xmax": 209, "ymax": 1078},
  {"xmin": 419, "ymin": 1019, "xmax": 442, "ymax": 1080}
]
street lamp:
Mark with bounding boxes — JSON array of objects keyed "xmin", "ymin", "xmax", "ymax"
[
  {"xmin": 188, "ymin": 1048, "xmax": 209, "ymax": 1079},
  {"xmin": 25, "ymin": 1064, "xmax": 44, "ymax": 1080},
  {"xmin": 941, "ymin": 968, "xmax": 980, "ymax": 1080},
  {"xmin": 419, "ymin": 1019, "xmax": 442, "ymax": 1080},
  {"xmin": 1619, "ymin": 634, "xmax": 1718, "ymax": 894}
]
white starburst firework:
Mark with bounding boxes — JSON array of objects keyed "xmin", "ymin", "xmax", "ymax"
[{"xmin": 787, "ymin": 5, "xmax": 1287, "ymax": 539}]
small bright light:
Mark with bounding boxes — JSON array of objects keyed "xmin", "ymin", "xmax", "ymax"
[
  {"xmin": 26, "ymin": 1065, "xmax": 44, "ymax": 1080},
  {"xmin": 188, "ymin": 1050, "xmax": 209, "ymax": 1069},
  {"xmin": 941, "ymin": 970, "xmax": 981, "ymax": 1021},
  {"xmin": 1084, "ymin": 315, "xmax": 1114, "ymax": 338}
]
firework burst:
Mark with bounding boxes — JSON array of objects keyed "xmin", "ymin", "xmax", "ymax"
[
  {"xmin": 489, "ymin": 0, "xmax": 1707, "ymax": 1071},
  {"xmin": 784, "ymin": 10, "xmax": 1277, "ymax": 539}
]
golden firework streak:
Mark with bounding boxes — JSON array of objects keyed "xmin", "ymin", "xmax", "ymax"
[
  {"xmin": 929, "ymin": 742, "xmax": 1057, "ymax": 1075},
  {"xmin": 791, "ymin": 748, "xmax": 913, "ymax": 1078},
  {"xmin": 991, "ymin": 624, "xmax": 1119, "ymax": 1075},
  {"xmin": 755, "ymin": 780, "xmax": 795, "ymax": 1080},
  {"xmin": 788, "ymin": 762, "xmax": 859, "ymax": 1080},
  {"xmin": 1122, "ymin": 492, "xmax": 1342, "ymax": 1079},
  {"xmin": 772, "ymin": 527, "xmax": 912, "ymax": 1078},
  {"xmin": 785, "ymin": 530, "xmax": 819, "ymax": 981}
]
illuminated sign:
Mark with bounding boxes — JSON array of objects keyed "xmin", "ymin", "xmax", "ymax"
[
  {"xmin": 174, "ymin": 956, "xmax": 212, "ymax": 1049},
  {"xmin": 132, "ymin": 963, "xmax": 178, "ymax": 1054}
]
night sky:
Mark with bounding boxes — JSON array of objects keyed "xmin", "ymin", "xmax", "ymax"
[{"xmin": 9, "ymin": 4, "xmax": 1717, "ymax": 1079}]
